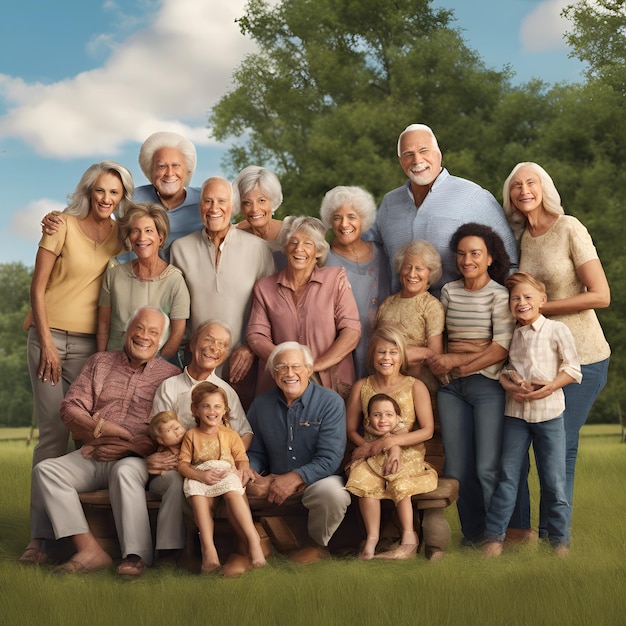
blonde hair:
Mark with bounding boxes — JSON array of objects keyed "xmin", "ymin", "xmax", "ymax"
[{"xmin": 149, "ymin": 410, "xmax": 180, "ymax": 441}]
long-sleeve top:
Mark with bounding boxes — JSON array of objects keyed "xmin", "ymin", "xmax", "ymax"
[
  {"xmin": 505, "ymin": 315, "xmax": 582, "ymax": 423},
  {"xmin": 247, "ymin": 382, "xmax": 346, "ymax": 486},
  {"xmin": 366, "ymin": 170, "xmax": 518, "ymax": 296},
  {"xmin": 61, "ymin": 350, "xmax": 180, "ymax": 456}
]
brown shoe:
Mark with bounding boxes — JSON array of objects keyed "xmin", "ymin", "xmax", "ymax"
[
  {"xmin": 289, "ymin": 545, "xmax": 330, "ymax": 565},
  {"xmin": 222, "ymin": 553, "xmax": 251, "ymax": 578}
]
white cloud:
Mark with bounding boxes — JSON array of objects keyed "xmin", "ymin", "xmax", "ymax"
[
  {"xmin": 0, "ymin": 0, "xmax": 255, "ymax": 158},
  {"xmin": 520, "ymin": 0, "xmax": 573, "ymax": 53},
  {"xmin": 10, "ymin": 199, "xmax": 67, "ymax": 242}
]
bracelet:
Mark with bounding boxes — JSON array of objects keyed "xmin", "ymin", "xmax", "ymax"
[{"xmin": 93, "ymin": 418, "xmax": 105, "ymax": 439}]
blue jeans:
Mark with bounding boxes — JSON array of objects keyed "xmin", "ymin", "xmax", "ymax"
[
  {"xmin": 509, "ymin": 358, "xmax": 609, "ymax": 531},
  {"xmin": 438, "ymin": 374, "xmax": 505, "ymax": 542},
  {"xmin": 485, "ymin": 416, "xmax": 570, "ymax": 547}
]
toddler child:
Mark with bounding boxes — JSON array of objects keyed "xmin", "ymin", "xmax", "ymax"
[
  {"xmin": 148, "ymin": 411, "xmax": 186, "ymax": 472},
  {"xmin": 346, "ymin": 393, "xmax": 437, "ymax": 560}
]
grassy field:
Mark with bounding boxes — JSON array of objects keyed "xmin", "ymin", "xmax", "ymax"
[{"xmin": 1, "ymin": 425, "xmax": 624, "ymax": 626}]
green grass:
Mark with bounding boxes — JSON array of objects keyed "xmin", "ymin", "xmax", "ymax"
[{"xmin": 1, "ymin": 425, "xmax": 625, "ymax": 626}]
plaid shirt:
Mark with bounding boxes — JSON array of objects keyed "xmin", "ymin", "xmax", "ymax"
[{"xmin": 505, "ymin": 315, "xmax": 582, "ymax": 423}]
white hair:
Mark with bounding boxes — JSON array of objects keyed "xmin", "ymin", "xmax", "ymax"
[{"xmin": 397, "ymin": 124, "xmax": 439, "ymax": 156}]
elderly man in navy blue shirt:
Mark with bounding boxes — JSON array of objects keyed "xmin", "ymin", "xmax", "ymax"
[{"xmin": 247, "ymin": 341, "xmax": 350, "ymax": 564}]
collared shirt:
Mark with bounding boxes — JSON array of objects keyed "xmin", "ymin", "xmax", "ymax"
[
  {"xmin": 506, "ymin": 315, "xmax": 582, "ymax": 423},
  {"xmin": 247, "ymin": 265, "xmax": 361, "ymax": 395},
  {"xmin": 365, "ymin": 169, "xmax": 518, "ymax": 296},
  {"xmin": 247, "ymin": 382, "xmax": 347, "ymax": 486},
  {"xmin": 61, "ymin": 350, "xmax": 180, "ymax": 444},
  {"xmin": 170, "ymin": 225, "xmax": 275, "ymax": 344},
  {"xmin": 151, "ymin": 367, "xmax": 252, "ymax": 435}
]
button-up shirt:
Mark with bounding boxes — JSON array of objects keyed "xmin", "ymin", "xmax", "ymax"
[
  {"xmin": 247, "ymin": 382, "xmax": 346, "ymax": 485},
  {"xmin": 506, "ymin": 315, "xmax": 582, "ymax": 423}
]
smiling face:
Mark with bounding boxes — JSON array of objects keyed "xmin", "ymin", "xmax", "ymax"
[
  {"xmin": 129, "ymin": 215, "xmax": 163, "ymax": 259},
  {"xmin": 368, "ymin": 399, "xmax": 399, "ymax": 434},
  {"xmin": 330, "ymin": 203, "xmax": 362, "ymax": 247},
  {"xmin": 456, "ymin": 235, "xmax": 492, "ymax": 282},
  {"xmin": 508, "ymin": 165, "xmax": 544, "ymax": 216},
  {"xmin": 151, "ymin": 147, "xmax": 187, "ymax": 201},
  {"xmin": 272, "ymin": 348, "xmax": 313, "ymax": 404},
  {"xmin": 399, "ymin": 253, "xmax": 431, "ymax": 297},
  {"xmin": 398, "ymin": 129, "xmax": 442, "ymax": 187},
  {"xmin": 200, "ymin": 178, "xmax": 233, "ymax": 239},
  {"xmin": 192, "ymin": 391, "xmax": 227, "ymax": 432},
  {"xmin": 124, "ymin": 308, "xmax": 165, "ymax": 368},
  {"xmin": 372, "ymin": 339, "xmax": 401, "ymax": 377},
  {"xmin": 241, "ymin": 186, "xmax": 273, "ymax": 229},
  {"xmin": 190, "ymin": 324, "xmax": 230, "ymax": 377},
  {"xmin": 157, "ymin": 419, "xmax": 186, "ymax": 448},
  {"xmin": 508, "ymin": 282, "xmax": 546, "ymax": 326},
  {"xmin": 286, "ymin": 229, "xmax": 318, "ymax": 275},
  {"xmin": 90, "ymin": 172, "xmax": 124, "ymax": 220}
]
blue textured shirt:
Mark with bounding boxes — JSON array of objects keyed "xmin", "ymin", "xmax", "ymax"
[
  {"xmin": 247, "ymin": 382, "xmax": 347, "ymax": 485},
  {"xmin": 366, "ymin": 170, "xmax": 519, "ymax": 296}
]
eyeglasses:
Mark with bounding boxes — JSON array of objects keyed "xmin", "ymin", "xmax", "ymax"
[
  {"xmin": 273, "ymin": 363, "xmax": 304, "ymax": 374},
  {"xmin": 202, "ymin": 336, "xmax": 228, "ymax": 352}
]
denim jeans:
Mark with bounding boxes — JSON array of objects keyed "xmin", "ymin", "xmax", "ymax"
[
  {"xmin": 485, "ymin": 416, "xmax": 570, "ymax": 547},
  {"xmin": 509, "ymin": 358, "xmax": 609, "ymax": 531},
  {"xmin": 438, "ymin": 374, "xmax": 505, "ymax": 542}
]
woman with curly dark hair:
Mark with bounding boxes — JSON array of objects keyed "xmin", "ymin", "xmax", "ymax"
[{"xmin": 427, "ymin": 222, "xmax": 514, "ymax": 546}]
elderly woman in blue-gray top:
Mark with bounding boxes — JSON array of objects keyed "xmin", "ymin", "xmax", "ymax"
[{"xmin": 320, "ymin": 186, "xmax": 391, "ymax": 378}]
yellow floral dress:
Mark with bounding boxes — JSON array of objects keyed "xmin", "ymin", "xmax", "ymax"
[{"xmin": 345, "ymin": 376, "xmax": 437, "ymax": 502}]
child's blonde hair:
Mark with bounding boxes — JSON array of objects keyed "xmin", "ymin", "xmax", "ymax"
[
  {"xmin": 504, "ymin": 271, "xmax": 547, "ymax": 295},
  {"xmin": 149, "ymin": 410, "xmax": 180, "ymax": 441},
  {"xmin": 190, "ymin": 381, "xmax": 231, "ymax": 428}
]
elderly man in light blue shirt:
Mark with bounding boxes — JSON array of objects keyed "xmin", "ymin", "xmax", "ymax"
[{"xmin": 367, "ymin": 124, "xmax": 518, "ymax": 296}]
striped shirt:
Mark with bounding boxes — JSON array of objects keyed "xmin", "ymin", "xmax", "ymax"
[{"xmin": 441, "ymin": 279, "xmax": 514, "ymax": 380}]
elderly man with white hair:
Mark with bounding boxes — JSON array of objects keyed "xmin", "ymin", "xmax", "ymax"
[
  {"xmin": 367, "ymin": 123, "xmax": 518, "ymax": 296},
  {"xmin": 171, "ymin": 176, "xmax": 275, "ymax": 391},
  {"xmin": 134, "ymin": 130, "xmax": 204, "ymax": 260},
  {"xmin": 246, "ymin": 341, "xmax": 351, "ymax": 565}
]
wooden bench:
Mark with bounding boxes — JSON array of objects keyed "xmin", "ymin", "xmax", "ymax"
[{"xmin": 78, "ymin": 421, "xmax": 458, "ymax": 564}]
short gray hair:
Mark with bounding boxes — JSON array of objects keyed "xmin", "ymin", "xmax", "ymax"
[
  {"xmin": 126, "ymin": 306, "xmax": 170, "ymax": 349},
  {"xmin": 278, "ymin": 216, "xmax": 330, "ymax": 266},
  {"xmin": 393, "ymin": 239, "xmax": 442, "ymax": 287},
  {"xmin": 232, "ymin": 166, "xmax": 283, "ymax": 215},
  {"xmin": 397, "ymin": 124, "xmax": 439, "ymax": 157},
  {"xmin": 138, "ymin": 131, "xmax": 197, "ymax": 187},
  {"xmin": 319, "ymin": 186, "xmax": 377, "ymax": 233},
  {"xmin": 267, "ymin": 341, "xmax": 315, "ymax": 374}
]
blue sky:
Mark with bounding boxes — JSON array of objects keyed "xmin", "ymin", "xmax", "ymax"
[{"xmin": 0, "ymin": 0, "xmax": 584, "ymax": 267}]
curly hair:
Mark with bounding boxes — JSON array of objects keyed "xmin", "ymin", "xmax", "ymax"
[{"xmin": 449, "ymin": 222, "xmax": 511, "ymax": 285}]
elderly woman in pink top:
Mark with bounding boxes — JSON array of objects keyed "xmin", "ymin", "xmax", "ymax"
[{"xmin": 246, "ymin": 216, "xmax": 361, "ymax": 399}]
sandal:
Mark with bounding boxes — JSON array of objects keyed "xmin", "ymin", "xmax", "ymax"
[
  {"xmin": 117, "ymin": 556, "xmax": 145, "ymax": 577},
  {"xmin": 18, "ymin": 547, "xmax": 48, "ymax": 566}
]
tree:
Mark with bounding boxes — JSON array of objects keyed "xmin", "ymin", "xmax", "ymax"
[
  {"xmin": 563, "ymin": 0, "xmax": 626, "ymax": 92},
  {"xmin": 0, "ymin": 263, "xmax": 33, "ymax": 426},
  {"xmin": 209, "ymin": 0, "xmax": 515, "ymax": 214}
]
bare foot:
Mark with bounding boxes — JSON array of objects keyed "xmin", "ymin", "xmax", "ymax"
[
  {"xmin": 200, "ymin": 559, "xmax": 221, "ymax": 574},
  {"xmin": 250, "ymin": 542, "xmax": 267, "ymax": 568},
  {"xmin": 359, "ymin": 536, "xmax": 378, "ymax": 560}
]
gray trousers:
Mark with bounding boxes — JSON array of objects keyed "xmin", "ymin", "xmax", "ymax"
[{"xmin": 31, "ymin": 450, "xmax": 154, "ymax": 565}]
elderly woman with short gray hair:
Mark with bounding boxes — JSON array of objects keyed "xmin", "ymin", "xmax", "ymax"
[
  {"xmin": 320, "ymin": 186, "xmax": 391, "ymax": 378},
  {"xmin": 247, "ymin": 216, "xmax": 361, "ymax": 398}
]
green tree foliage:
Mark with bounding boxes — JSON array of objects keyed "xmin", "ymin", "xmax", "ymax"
[
  {"xmin": 563, "ymin": 0, "xmax": 626, "ymax": 92},
  {"xmin": 0, "ymin": 263, "xmax": 33, "ymax": 426},
  {"xmin": 210, "ymin": 0, "xmax": 515, "ymax": 214},
  {"xmin": 210, "ymin": 0, "xmax": 624, "ymax": 422}
]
